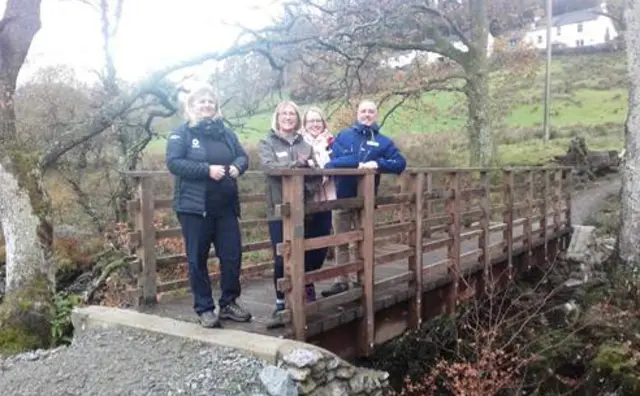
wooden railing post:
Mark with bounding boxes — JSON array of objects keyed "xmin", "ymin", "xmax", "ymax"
[
  {"xmin": 357, "ymin": 172, "xmax": 376, "ymax": 355},
  {"xmin": 424, "ymin": 172, "xmax": 433, "ymax": 240},
  {"xmin": 408, "ymin": 172, "xmax": 424, "ymax": 329},
  {"xmin": 563, "ymin": 168, "xmax": 573, "ymax": 245},
  {"xmin": 282, "ymin": 174, "xmax": 307, "ymax": 341},
  {"xmin": 524, "ymin": 170, "xmax": 534, "ymax": 269},
  {"xmin": 553, "ymin": 169, "xmax": 562, "ymax": 233},
  {"xmin": 478, "ymin": 170, "xmax": 491, "ymax": 291},
  {"xmin": 135, "ymin": 176, "xmax": 157, "ymax": 306},
  {"xmin": 445, "ymin": 171, "xmax": 461, "ymax": 314},
  {"xmin": 541, "ymin": 169, "xmax": 550, "ymax": 261},
  {"xmin": 396, "ymin": 173, "xmax": 411, "ymax": 244},
  {"xmin": 502, "ymin": 170, "xmax": 514, "ymax": 280}
]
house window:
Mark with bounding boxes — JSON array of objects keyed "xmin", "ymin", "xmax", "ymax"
[
  {"xmin": 538, "ymin": 35, "xmax": 542, "ymax": 43},
  {"xmin": 509, "ymin": 38, "xmax": 517, "ymax": 47},
  {"xmin": 556, "ymin": 26, "xmax": 561, "ymax": 36},
  {"xmin": 576, "ymin": 39, "xmax": 584, "ymax": 47},
  {"xmin": 605, "ymin": 27, "xmax": 610, "ymax": 41},
  {"xmin": 577, "ymin": 23, "xmax": 583, "ymax": 32}
]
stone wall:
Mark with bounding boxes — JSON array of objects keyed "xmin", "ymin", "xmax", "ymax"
[{"xmin": 259, "ymin": 345, "xmax": 392, "ymax": 396}]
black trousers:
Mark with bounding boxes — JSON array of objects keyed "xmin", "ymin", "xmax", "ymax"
[
  {"xmin": 178, "ymin": 211, "xmax": 242, "ymax": 314},
  {"xmin": 268, "ymin": 211, "xmax": 332, "ymax": 300}
]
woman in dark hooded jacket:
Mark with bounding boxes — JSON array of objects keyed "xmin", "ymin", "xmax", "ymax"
[{"xmin": 165, "ymin": 84, "xmax": 252, "ymax": 328}]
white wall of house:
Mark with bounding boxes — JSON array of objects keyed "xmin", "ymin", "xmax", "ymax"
[{"xmin": 522, "ymin": 15, "xmax": 618, "ymax": 49}]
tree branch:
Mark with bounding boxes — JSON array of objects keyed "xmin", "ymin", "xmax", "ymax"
[
  {"xmin": 413, "ymin": 1, "xmax": 472, "ymax": 51},
  {"xmin": 38, "ymin": 34, "xmax": 312, "ymax": 169}
]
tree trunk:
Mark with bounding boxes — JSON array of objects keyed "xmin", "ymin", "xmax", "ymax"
[
  {"xmin": 466, "ymin": 72, "xmax": 493, "ymax": 166},
  {"xmin": 617, "ymin": 0, "xmax": 640, "ymax": 267},
  {"xmin": 0, "ymin": 151, "xmax": 55, "ymax": 353},
  {"xmin": 0, "ymin": 0, "xmax": 54, "ymax": 353},
  {"xmin": 466, "ymin": 0, "xmax": 494, "ymax": 167}
]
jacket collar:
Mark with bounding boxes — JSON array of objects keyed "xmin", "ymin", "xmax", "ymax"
[
  {"xmin": 188, "ymin": 118, "xmax": 226, "ymax": 138},
  {"xmin": 269, "ymin": 128, "xmax": 304, "ymax": 145},
  {"xmin": 352, "ymin": 121, "xmax": 380, "ymax": 138}
]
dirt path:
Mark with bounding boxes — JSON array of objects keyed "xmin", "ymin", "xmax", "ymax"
[{"xmin": 571, "ymin": 176, "xmax": 621, "ymax": 225}]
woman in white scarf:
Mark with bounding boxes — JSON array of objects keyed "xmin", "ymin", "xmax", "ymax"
[{"xmin": 301, "ymin": 107, "xmax": 336, "ymax": 201}]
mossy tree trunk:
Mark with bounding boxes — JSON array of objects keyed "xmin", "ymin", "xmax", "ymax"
[
  {"xmin": 618, "ymin": 0, "xmax": 640, "ymax": 268},
  {"xmin": 0, "ymin": 0, "xmax": 54, "ymax": 353},
  {"xmin": 465, "ymin": 0, "xmax": 494, "ymax": 167}
]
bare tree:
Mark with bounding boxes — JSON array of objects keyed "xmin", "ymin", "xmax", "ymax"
[
  {"xmin": 0, "ymin": 0, "xmax": 302, "ymax": 349},
  {"xmin": 617, "ymin": 0, "xmax": 640, "ymax": 267},
  {"xmin": 245, "ymin": 0, "xmax": 536, "ymax": 166}
]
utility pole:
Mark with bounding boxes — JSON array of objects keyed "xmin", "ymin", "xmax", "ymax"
[{"xmin": 543, "ymin": 0, "xmax": 552, "ymax": 142}]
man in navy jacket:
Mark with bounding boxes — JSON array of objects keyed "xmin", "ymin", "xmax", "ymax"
[{"xmin": 322, "ymin": 99, "xmax": 407, "ymax": 297}]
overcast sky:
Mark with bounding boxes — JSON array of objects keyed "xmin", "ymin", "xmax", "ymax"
[{"xmin": 4, "ymin": 0, "xmax": 280, "ymax": 85}]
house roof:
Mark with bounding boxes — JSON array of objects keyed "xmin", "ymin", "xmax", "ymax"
[{"xmin": 535, "ymin": 7, "xmax": 601, "ymax": 29}]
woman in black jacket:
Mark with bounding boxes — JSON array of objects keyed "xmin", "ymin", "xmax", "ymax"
[{"xmin": 165, "ymin": 85, "xmax": 251, "ymax": 328}]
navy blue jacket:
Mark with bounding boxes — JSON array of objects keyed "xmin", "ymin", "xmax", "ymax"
[
  {"xmin": 165, "ymin": 119, "xmax": 249, "ymax": 217},
  {"xmin": 325, "ymin": 121, "xmax": 406, "ymax": 198}
]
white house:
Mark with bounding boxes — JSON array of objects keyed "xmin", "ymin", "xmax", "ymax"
[{"xmin": 518, "ymin": 3, "xmax": 618, "ymax": 49}]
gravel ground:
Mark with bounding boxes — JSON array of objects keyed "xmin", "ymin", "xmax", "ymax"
[
  {"xmin": 571, "ymin": 176, "xmax": 621, "ymax": 225},
  {"xmin": 0, "ymin": 326, "xmax": 269, "ymax": 396}
]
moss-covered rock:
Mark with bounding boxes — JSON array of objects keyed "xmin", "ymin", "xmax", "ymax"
[
  {"xmin": 0, "ymin": 271, "xmax": 55, "ymax": 354},
  {"xmin": 592, "ymin": 342, "xmax": 640, "ymax": 394}
]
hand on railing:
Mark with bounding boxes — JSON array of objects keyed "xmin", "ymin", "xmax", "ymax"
[{"xmin": 358, "ymin": 161, "xmax": 378, "ymax": 170}]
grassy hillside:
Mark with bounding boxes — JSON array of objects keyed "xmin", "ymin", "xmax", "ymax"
[{"xmin": 146, "ymin": 51, "xmax": 627, "ymax": 166}]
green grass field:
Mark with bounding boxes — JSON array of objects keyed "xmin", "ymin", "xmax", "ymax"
[{"xmin": 146, "ymin": 51, "xmax": 627, "ymax": 165}]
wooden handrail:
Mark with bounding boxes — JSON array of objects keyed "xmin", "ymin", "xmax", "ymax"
[
  {"xmin": 121, "ymin": 166, "xmax": 574, "ymax": 178},
  {"xmin": 122, "ymin": 166, "xmax": 573, "ymax": 348}
]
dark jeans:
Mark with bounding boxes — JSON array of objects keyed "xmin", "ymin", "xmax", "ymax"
[
  {"xmin": 178, "ymin": 212, "xmax": 242, "ymax": 315},
  {"xmin": 268, "ymin": 211, "xmax": 333, "ymax": 300}
]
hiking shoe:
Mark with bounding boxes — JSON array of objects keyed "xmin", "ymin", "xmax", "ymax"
[
  {"xmin": 199, "ymin": 310, "xmax": 221, "ymax": 328},
  {"xmin": 266, "ymin": 309, "xmax": 286, "ymax": 330},
  {"xmin": 219, "ymin": 301, "xmax": 252, "ymax": 322},
  {"xmin": 320, "ymin": 282, "xmax": 349, "ymax": 297}
]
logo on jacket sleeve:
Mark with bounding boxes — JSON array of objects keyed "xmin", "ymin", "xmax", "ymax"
[{"xmin": 191, "ymin": 138, "xmax": 200, "ymax": 148}]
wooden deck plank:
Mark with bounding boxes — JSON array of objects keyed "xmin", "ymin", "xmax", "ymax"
[{"xmin": 135, "ymin": 213, "xmax": 567, "ymax": 339}]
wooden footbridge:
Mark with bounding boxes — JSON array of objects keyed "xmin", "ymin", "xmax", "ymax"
[{"xmin": 123, "ymin": 167, "xmax": 572, "ymax": 359}]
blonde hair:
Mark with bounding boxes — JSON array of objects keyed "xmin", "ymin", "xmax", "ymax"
[
  {"xmin": 302, "ymin": 106, "xmax": 328, "ymax": 131},
  {"xmin": 270, "ymin": 100, "xmax": 302, "ymax": 133},
  {"xmin": 184, "ymin": 84, "xmax": 223, "ymax": 126}
]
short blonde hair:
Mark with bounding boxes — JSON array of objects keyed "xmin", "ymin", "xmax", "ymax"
[
  {"xmin": 271, "ymin": 100, "xmax": 302, "ymax": 133},
  {"xmin": 184, "ymin": 84, "xmax": 222, "ymax": 125}
]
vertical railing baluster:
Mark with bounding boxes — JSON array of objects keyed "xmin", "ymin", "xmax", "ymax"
[
  {"xmin": 502, "ymin": 170, "xmax": 514, "ymax": 280},
  {"xmin": 554, "ymin": 169, "xmax": 562, "ymax": 233},
  {"xmin": 542, "ymin": 169, "xmax": 550, "ymax": 261},
  {"xmin": 563, "ymin": 168, "xmax": 573, "ymax": 248},
  {"xmin": 525, "ymin": 170, "xmax": 534, "ymax": 269},
  {"xmin": 425, "ymin": 172, "xmax": 433, "ymax": 240},
  {"xmin": 357, "ymin": 172, "xmax": 376, "ymax": 355},
  {"xmin": 445, "ymin": 171, "xmax": 461, "ymax": 313},
  {"xmin": 282, "ymin": 174, "xmax": 306, "ymax": 341},
  {"xmin": 408, "ymin": 172, "xmax": 424, "ymax": 329},
  {"xmin": 136, "ymin": 176, "xmax": 157, "ymax": 306},
  {"xmin": 396, "ymin": 173, "xmax": 411, "ymax": 244},
  {"xmin": 479, "ymin": 170, "xmax": 491, "ymax": 292}
]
